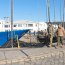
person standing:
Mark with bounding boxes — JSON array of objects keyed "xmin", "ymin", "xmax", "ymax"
[
  {"xmin": 47, "ymin": 22, "xmax": 54, "ymax": 47},
  {"xmin": 56, "ymin": 25, "xmax": 65, "ymax": 47}
]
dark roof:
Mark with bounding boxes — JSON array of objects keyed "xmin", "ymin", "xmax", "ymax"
[{"xmin": 46, "ymin": 22, "xmax": 65, "ymax": 28}]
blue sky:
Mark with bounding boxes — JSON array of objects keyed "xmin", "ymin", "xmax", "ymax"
[{"xmin": 0, "ymin": 0, "xmax": 64, "ymax": 22}]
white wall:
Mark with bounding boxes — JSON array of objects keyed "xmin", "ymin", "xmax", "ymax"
[{"xmin": 0, "ymin": 20, "xmax": 48, "ymax": 32}]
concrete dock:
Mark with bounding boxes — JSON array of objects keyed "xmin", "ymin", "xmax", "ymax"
[
  {"xmin": 0, "ymin": 33, "xmax": 65, "ymax": 65},
  {"xmin": 0, "ymin": 46, "xmax": 65, "ymax": 65}
]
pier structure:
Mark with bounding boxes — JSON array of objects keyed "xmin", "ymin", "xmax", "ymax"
[{"xmin": 0, "ymin": 47, "xmax": 65, "ymax": 65}]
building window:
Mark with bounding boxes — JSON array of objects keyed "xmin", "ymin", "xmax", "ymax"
[
  {"xmin": 26, "ymin": 24, "xmax": 27, "ymax": 27},
  {"xmin": 5, "ymin": 25, "xmax": 8, "ymax": 28},
  {"xmin": 14, "ymin": 25, "xmax": 17, "ymax": 27},
  {"xmin": 18, "ymin": 24, "xmax": 22, "ymax": 27},
  {"xmin": 6, "ymin": 22, "xmax": 9, "ymax": 23},
  {"xmin": 5, "ymin": 30, "xmax": 8, "ymax": 31},
  {"xmin": 36, "ymin": 24, "xmax": 38, "ymax": 27},
  {"xmin": 9, "ymin": 25, "xmax": 10, "ymax": 27},
  {"xmin": 28, "ymin": 24, "xmax": 33, "ymax": 27}
]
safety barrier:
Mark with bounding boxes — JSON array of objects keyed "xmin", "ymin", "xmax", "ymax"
[{"xmin": 0, "ymin": 50, "xmax": 65, "ymax": 65}]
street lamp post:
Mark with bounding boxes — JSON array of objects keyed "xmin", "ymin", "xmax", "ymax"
[{"xmin": 11, "ymin": 0, "xmax": 13, "ymax": 48}]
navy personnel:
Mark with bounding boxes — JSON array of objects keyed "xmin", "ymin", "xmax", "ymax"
[
  {"xmin": 56, "ymin": 25, "xmax": 65, "ymax": 47},
  {"xmin": 47, "ymin": 22, "xmax": 54, "ymax": 47}
]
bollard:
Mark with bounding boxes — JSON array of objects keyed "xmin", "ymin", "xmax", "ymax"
[{"xmin": 16, "ymin": 35, "xmax": 20, "ymax": 48}]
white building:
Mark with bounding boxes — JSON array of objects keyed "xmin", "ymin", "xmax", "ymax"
[
  {"xmin": 0, "ymin": 20, "xmax": 48, "ymax": 32},
  {"xmin": 0, "ymin": 20, "xmax": 11, "ymax": 31},
  {"xmin": 0, "ymin": 20, "xmax": 58, "ymax": 32},
  {"xmin": 14, "ymin": 20, "xmax": 48, "ymax": 32}
]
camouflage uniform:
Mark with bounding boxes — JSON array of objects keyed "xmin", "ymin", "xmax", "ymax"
[
  {"xmin": 56, "ymin": 25, "xmax": 65, "ymax": 47},
  {"xmin": 47, "ymin": 23, "xmax": 54, "ymax": 47}
]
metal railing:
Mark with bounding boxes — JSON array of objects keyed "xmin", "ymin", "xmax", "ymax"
[{"xmin": 0, "ymin": 50, "xmax": 65, "ymax": 65}]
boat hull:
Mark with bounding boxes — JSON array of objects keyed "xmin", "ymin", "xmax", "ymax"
[{"xmin": 0, "ymin": 29, "xmax": 29, "ymax": 47}]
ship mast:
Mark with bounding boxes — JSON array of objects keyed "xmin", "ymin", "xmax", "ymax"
[
  {"xmin": 46, "ymin": 0, "xmax": 48, "ymax": 22},
  {"xmin": 63, "ymin": 0, "xmax": 65, "ymax": 28},
  {"xmin": 54, "ymin": 0, "xmax": 55, "ymax": 22},
  {"xmin": 47, "ymin": 0, "xmax": 50, "ymax": 23},
  {"xmin": 11, "ymin": 0, "xmax": 13, "ymax": 48},
  {"xmin": 60, "ymin": 0, "xmax": 61, "ymax": 22}
]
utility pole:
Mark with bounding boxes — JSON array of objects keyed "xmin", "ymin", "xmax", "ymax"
[{"xmin": 11, "ymin": 0, "xmax": 13, "ymax": 48}]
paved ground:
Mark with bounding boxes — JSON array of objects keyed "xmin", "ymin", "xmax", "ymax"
[
  {"xmin": 0, "ymin": 46, "xmax": 65, "ymax": 60},
  {"xmin": 0, "ymin": 46, "xmax": 65, "ymax": 65}
]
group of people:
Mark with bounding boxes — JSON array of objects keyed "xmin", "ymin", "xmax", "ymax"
[{"xmin": 47, "ymin": 22, "xmax": 65, "ymax": 48}]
